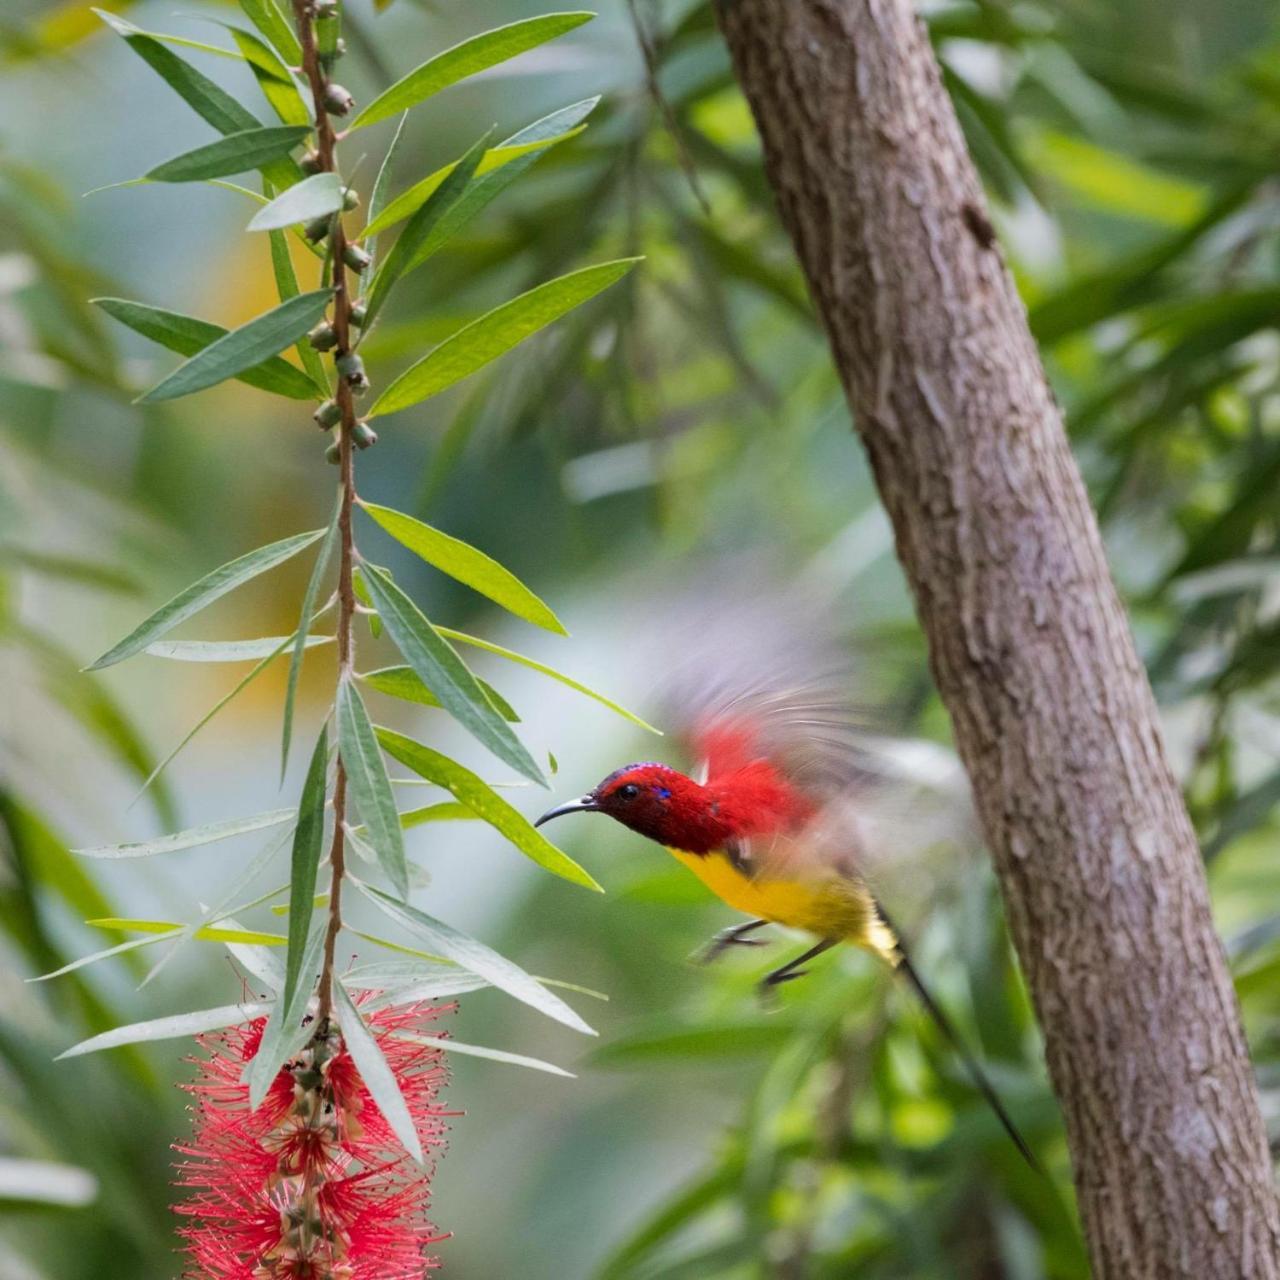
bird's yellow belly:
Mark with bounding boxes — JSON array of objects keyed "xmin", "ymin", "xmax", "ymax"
[{"xmin": 665, "ymin": 846, "xmax": 895, "ymax": 959}]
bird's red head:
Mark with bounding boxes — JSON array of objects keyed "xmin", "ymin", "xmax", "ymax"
[{"xmin": 536, "ymin": 755, "xmax": 809, "ymax": 855}]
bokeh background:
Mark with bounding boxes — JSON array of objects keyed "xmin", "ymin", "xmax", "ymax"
[{"xmin": 4, "ymin": 0, "xmax": 1280, "ymax": 1276}]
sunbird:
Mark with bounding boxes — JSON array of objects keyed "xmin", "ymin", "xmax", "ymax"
[{"xmin": 536, "ymin": 657, "xmax": 1038, "ymax": 1168}]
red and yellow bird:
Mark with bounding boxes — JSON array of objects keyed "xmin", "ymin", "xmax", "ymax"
[{"xmin": 537, "ymin": 660, "xmax": 1037, "ymax": 1167}]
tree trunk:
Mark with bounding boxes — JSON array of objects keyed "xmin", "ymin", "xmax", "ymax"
[{"xmin": 713, "ymin": 1, "xmax": 1279, "ymax": 1275}]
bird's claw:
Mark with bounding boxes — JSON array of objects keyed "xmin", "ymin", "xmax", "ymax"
[{"xmin": 697, "ymin": 928, "xmax": 768, "ymax": 966}]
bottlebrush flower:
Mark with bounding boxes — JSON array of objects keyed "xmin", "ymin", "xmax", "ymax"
[{"xmin": 174, "ymin": 999, "xmax": 453, "ymax": 1279}]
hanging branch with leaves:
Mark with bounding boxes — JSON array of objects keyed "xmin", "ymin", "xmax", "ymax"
[{"xmin": 41, "ymin": 2, "xmax": 644, "ymax": 1273}]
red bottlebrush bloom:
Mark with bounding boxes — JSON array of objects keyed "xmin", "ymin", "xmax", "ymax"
[{"xmin": 174, "ymin": 1000, "xmax": 453, "ymax": 1279}]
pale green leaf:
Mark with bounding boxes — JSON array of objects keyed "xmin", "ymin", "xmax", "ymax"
[
  {"xmin": 248, "ymin": 172, "xmax": 344, "ymax": 231},
  {"xmin": 439, "ymin": 627, "xmax": 659, "ymax": 732},
  {"xmin": 360, "ymin": 500, "xmax": 565, "ymax": 633},
  {"xmin": 359, "ymin": 664, "xmax": 518, "ymax": 721},
  {"xmin": 236, "ymin": 0, "xmax": 301, "ymax": 64},
  {"xmin": 137, "ymin": 289, "xmax": 333, "ymax": 403},
  {"xmin": 266, "ymin": 225, "xmax": 330, "ymax": 411},
  {"xmin": 364, "ymin": 112, "xmax": 408, "ymax": 280},
  {"xmin": 246, "ymin": 919, "xmax": 325, "ymax": 1107},
  {"xmin": 356, "ymin": 880, "xmax": 595, "ymax": 1034},
  {"xmin": 333, "ymin": 980, "xmax": 423, "ymax": 1161},
  {"xmin": 350, "ymin": 12, "xmax": 595, "ymax": 130},
  {"xmin": 144, "ymin": 125, "xmax": 310, "ymax": 183},
  {"xmin": 284, "ymin": 726, "xmax": 329, "ymax": 1011},
  {"xmin": 73, "ymin": 808, "xmax": 293, "ymax": 859},
  {"xmin": 88, "ymin": 528, "xmax": 325, "ymax": 669},
  {"xmin": 29, "ymin": 932, "xmax": 174, "ymax": 982},
  {"xmin": 57, "ymin": 1001, "xmax": 271, "ymax": 1058},
  {"xmin": 370, "ymin": 260, "xmax": 639, "ymax": 418},
  {"xmin": 94, "ymin": 296, "xmax": 321, "ymax": 400},
  {"xmin": 89, "ymin": 917, "xmax": 286, "ymax": 945},
  {"xmin": 145, "ymin": 635, "xmax": 331, "ymax": 662},
  {"xmin": 377, "ymin": 728, "xmax": 600, "ymax": 892},
  {"xmin": 390, "ymin": 1030, "xmax": 573, "ymax": 1077},
  {"xmin": 227, "ymin": 26, "xmax": 309, "ymax": 127},
  {"xmin": 337, "ymin": 678, "xmax": 408, "ymax": 898},
  {"xmin": 359, "ymin": 564, "xmax": 545, "ymax": 784}
]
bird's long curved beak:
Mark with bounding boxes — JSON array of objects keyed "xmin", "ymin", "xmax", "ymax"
[{"xmin": 534, "ymin": 795, "xmax": 599, "ymax": 828}]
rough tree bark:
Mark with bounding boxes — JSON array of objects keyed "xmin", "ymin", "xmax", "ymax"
[{"xmin": 712, "ymin": 1, "xmax": 1279, "ymax": 1275}]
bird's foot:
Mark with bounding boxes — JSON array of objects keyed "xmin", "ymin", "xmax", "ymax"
[{"xmin": 697, "ymin": 922, "xmax": 769, "ymax": 965}]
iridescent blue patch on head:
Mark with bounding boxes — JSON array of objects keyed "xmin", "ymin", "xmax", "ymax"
[{"xmin": 657, "ymin": 786, "xmax": 672, "ymax": 799}]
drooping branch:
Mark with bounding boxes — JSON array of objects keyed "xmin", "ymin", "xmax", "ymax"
[{"xmin": 713, "ymin": 1, "xmax": 1279, "ymax": 1274}]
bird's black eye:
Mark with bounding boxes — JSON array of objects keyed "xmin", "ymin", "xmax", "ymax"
[{"xmin": 616, "ymin": 783, "xmax": 640, "ymax": 801}]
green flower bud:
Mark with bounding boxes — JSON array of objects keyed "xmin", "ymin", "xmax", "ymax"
[
  {"xmin": 325, "ymin": 440, "xmax": 341, "ymax": 465},
  {"xmin": 336, "ymin": 351, "xmax": 369, "ymax": 394},
  {"xmin": 308, "ymin": 321, "xmax": 338, "ymax": 352},
  {"xmin": 313, "ymin": 399, "xmax": 342, "ymax": 431},
  {"xmin": 352, "ymin": 421, "xmax": 378, "ymax": 450},
  {"xmin": 342, "ymin": 185, "xmax": 360, "ymax": 212},
  {"xmin": 349, "ymin": 301, "xmax": 368, "ymax": 328},
  {"xmin": 322, "ymin": 83, "xmax": 354, "ymax": 117},
  {"xmin": 342, "ymin": 243, "xmax": 371, "ymax": 273}
]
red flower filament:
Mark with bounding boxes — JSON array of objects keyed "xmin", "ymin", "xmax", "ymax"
[{"xmin": 174, "ymin": 1001, "xmax": 454, "ymax": 1279}]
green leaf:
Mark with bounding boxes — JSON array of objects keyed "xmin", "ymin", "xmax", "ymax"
[
  {"xmin": 267, "ymin": 226, "xmax": 330, "ymax": 393},
  {"xmin": 337, "ymin": 679, "xmax": 408, "ymax": 898},
  {"xmin": 94, "ymin": 297, "xmax": 321, "ymax": 400},
  {"xmin": 350, "ymin": 12, "xmax": 595, "ymax": 130},
  {"xmin": 284, "ymin": 726, "xmax": 328, "ymax": 1014},
  {"xmin": 356, "ymin": 881, "xmax": 594, "ymax": 1034},
  {"xmin": 400, "ymin": 802, "xmax": 478, "ymax": 828},
  {"xmin": 248, "ymin": 172, "xmax": 344, "ymax": 231},
  {"xmin": 6, "ymin": 546, "xmax": 141, "ymax": 594},
  {"xmin": 144, "ymin": 125, "xmax": 311, "ymax": 183},
  {"xmin": 282, "ymin": 503, "xmax": 340, "ymax": 775},
  {"xmin": 364, "ymin": 97, "xmax": 598, "ymax": 237},
  {"xmin": 236, "ymin": 0, "xmax": 301, "ymax": 64},
  {"xmin": 361, "ymin": 664, "xmax": 519, "ymax": 721},
  {"xmin": 246, "ymin": 919, "xmax": 325, "ymax": 1107},
  {"xmin": 360, "ymin": 501, "xmax": 564, "ymax": 633},
  {"xmin": 145, "ymin": 635, "xmax": 332, "ymax": 662},
  {"xmin": 73, "ymin": 809, "xmax": 293, "ymax": 859},
  {"xmin": 361, "ymin": 130, "xmax": 492, "ymax": 334},
  {"xmin": 390, "ymin": 1030, "xmax": 573, "ymax": 1078},
  {"xmin": 137, "ymin": 289, "xmax": 333, "ymax": 403},
  {"xmin": 88, "ymin": 528, "xmax": 325, "ymax": 669},
  {"xmin": 345, "ymin": 957, "xmax": 485, "ymax": 994},
  {"xmin": 359, "ymin": 565, "xmax": 545, "ymax": 784},
  {"xmin": 333, "ymin": 980, "xmax": 423, "ymax": 1162},
  {"xmin": 56, "ymin": 1001, "xmax": 271, "ymax": 1059},
  {"xmin": 370, "ymin": 260, "xmax": 639, "ymax": 418},
  {"xmin": 29, "ymin": 932, "xmax": 175, "ymax": 982},
  {"xmin": 364, "ymin": 113, "xmax": 408, "ymax": 281},
  {"xmin": 90, "ymin": 917, "xmax": 286, "ymax": 945},
  {"xmin": 377, "ymin": 728, "xmax": 600, "ymax": 892},
  {"xmin": 226, "ymin": 26, "xmax": 309, "ymax": 127},
  {"xmin": 438, "ymin": 627, "xmax": 659, "ymax": 732}
]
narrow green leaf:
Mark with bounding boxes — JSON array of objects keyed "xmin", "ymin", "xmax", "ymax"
[
  {"xmin": 29, "ymin": 932, "xmax": 175, "ymax": 982},
  {"xmin": 137, "ymin": 289, "xmax": 333, "ymax": 403},
  {"xmin": 145, "ymin": 635, "xmax": 332, "ymax": 662},
  {"xmin": 89, "ymin": 917, "xmax": 286, "ymax": 945},
  {"xmin": 438, "ymin": 627, "xmax": 659, "ymax": 732},
  {"xmin": 401, "ymin": 802, "xmax": 477, "ymax": 828},
  {"xmin": 356, "ymin": 881, "xmax": 595, "ymax": 1034},
  {"xmin": 359, "ymin": 565, "xmax": 545, "ymax": 785},
  {"xmin": 350, "ymin": 12, "xmax": 595, "ymax": 131},
  {"xmin": 390, "ymin": 1030, "xmax": 573, "ymax": 1078},
  {"xmin": 364, "ymin": 97, "xmax": 599, "ymax": 238},
  {"xmin": 237, "ymin": 0, "xmax": 301, "ymax": 64},
  {"xmin": 217, "ymin": 913, "xmax": 286, "ymax": 992},
  {"xmin": 369, "ymin": 260, "xmax": 639, "ymax": 418},
  {"xmin": 282, "ymin": 503, "xmax": 340, "ymax": 775},
  {"xmin": 362, "ymin": 130, "xmax": 492, "ymax": 334},
  {"xmin": 333, "ymin": 980, "xmax": 423, "ymax": 1162},
  {"xmin": 145, "ymin": 125, "xmax": 311, "ymax": 183},
  {"xmin": 248, "ymin": 173, "xmax": 344, "ymax": 232},
  {"xmin": 94, "ymin": 296, "xmax": 320, "ymax": 400},
  {"xmin": 360, "ymin": 500, "xmax": 565, "ymax": 633},
  {"xmin": 267, "ymin": 227, "xmax": 330, "ymax": 392},
  {"xmin": 227, "ymin": 26, "xmax": 309, "ymax": 127},
  {"xmin": 337, "ymin": 679, "xmax": 408, "ymax": 898},
  {"xmin": 57, "ymin": 1001, "xmax": 271, "ymax": 1059},
  {"xmin": 74, "ymin": 809, "xmax": 293, "ymax": 859},
  {"xmin": 377, "ymin": 728, "xmax": 600, "ymax": 892},
  {"xmin": 360, "ymin": 665, "xmax": 519, "ymax": 722},
  {"xmin": 364, "ymin": 113, "xmax": 408, "ymax": 281},
  {"xmin": 246, "ymin": 919, "xmax": 325, "ymax": 1107},
  {"xmin": 88, "ymin": 528, "xmax": 324, "ymax": 669},
  {"xmin": 344, "ymin": 958, "xmax": 479, "ymax": 991},
  {"xmin": 284, "ymin": 726, "xmax": 328, "ymax": 1014}
]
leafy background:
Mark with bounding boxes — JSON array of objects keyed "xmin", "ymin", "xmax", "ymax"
[{"xmin": 3, "ymin": 0, "xmax": 1280, "ymax": 1277}]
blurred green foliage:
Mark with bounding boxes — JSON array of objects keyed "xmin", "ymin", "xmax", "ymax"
[{"xmin": 2, "ymin": 0, "xmax": 1280, "ymax": 1277}]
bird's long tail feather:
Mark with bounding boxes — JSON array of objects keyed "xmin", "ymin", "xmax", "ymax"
[{"xmin": 877, "ymin": 906, "xmax": 1041, "ymax": 1172}]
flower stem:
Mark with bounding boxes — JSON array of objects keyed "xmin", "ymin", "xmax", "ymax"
[{"xmin": 293, "ymin": 0, "xmax": 358, "ymax": 1032}]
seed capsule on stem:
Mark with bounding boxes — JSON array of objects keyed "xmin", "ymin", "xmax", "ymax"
[
  {"xmin": 322, "ymin": 83, "xmax": 354, "ymax": 117},
  {"xmin": 308, "ymin": 321, "xmax": 338, "ymax": 352},
  {"xmin": 341, "ymin": 243, "xmax": 371, "ymax": 274}
]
